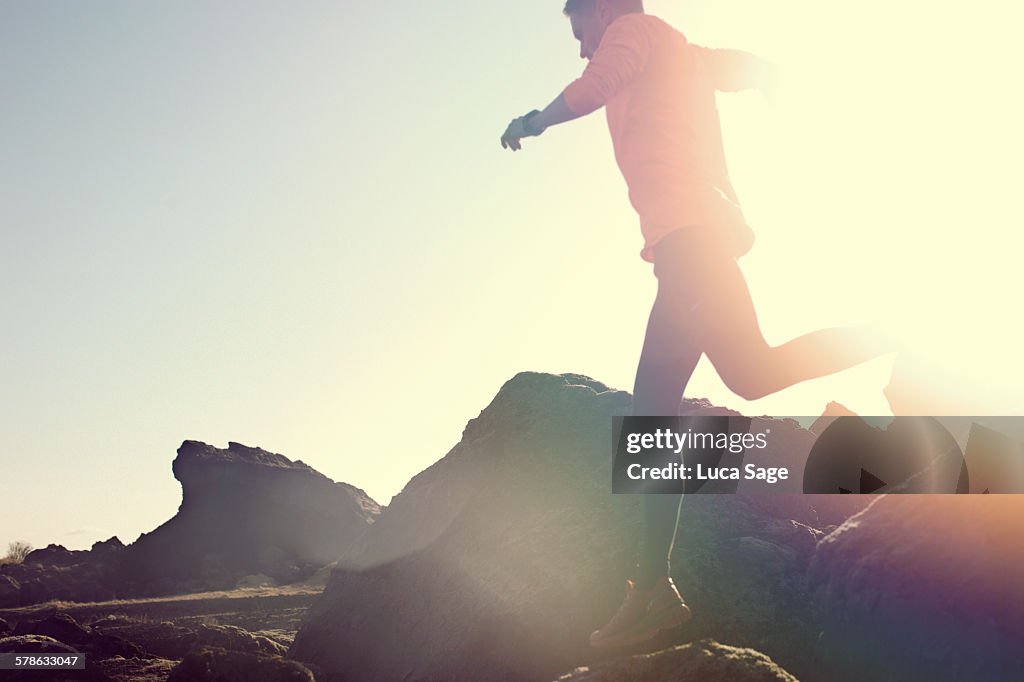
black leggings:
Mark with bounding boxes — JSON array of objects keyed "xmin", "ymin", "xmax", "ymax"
[{"xmin": 630, "ymin": 226, "xmax": 890, "ymax": 588}]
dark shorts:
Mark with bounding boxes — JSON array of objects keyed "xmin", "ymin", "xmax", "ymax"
[{"xmin": 650, "ymin": 226, "xmax": 752, "ymax": 340}]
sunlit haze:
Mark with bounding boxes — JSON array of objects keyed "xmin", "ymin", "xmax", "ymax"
[{"xmin": 3, "ymin": 0, "xmax": 1022, "ymax": 550}]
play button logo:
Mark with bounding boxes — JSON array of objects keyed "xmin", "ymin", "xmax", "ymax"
[
  {"xmin": 804, "ymin": 417, "xmax": 969, "ymax": 494},
  {"xmin": 837, "ymin": 468, "xmax": 887, "ymax": 494}
]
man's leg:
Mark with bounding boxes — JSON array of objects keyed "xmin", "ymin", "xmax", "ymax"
[
  {"xmin": 630, "ymin": 365, "xmax": 694, "ymax": 591},
  {"xmin": 589, "ymin": 237, "xmax": 706, "ymax": 649},
  {"xmin": 631, "ymin": 264, "xmax": 705, "ymax": 594},
  {"xmin": 697, "ymin": 255, "xmax": 897, "ymax": 401},
  {"xmin": 627, "ymin": 227, "xmax": 896, "ymax": 588}
]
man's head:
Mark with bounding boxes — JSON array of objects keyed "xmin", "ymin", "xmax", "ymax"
[{"xmin": 563, "ymin": 0, "xmax": 644, "ymax": 60}]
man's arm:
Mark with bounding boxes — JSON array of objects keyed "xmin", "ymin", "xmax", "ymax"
[
  {"xmin": 530, "ymin": 92, "xmax": 580, "ymax": 134},
  {"xmin": 693, "ymin": 45, "xmax": 776, "ymax": 94},
  {"xmin": 500, "ymin": 93, "xmax": 580, "ymax": 151},
  {"xmin": 501, "ymin": 16, "xmax": 649, "ymax": 151}
]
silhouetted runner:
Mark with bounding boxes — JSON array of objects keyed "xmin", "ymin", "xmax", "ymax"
[{"xmin": 501, "ymin": 0, "xmax": 896, "ymax": 649}]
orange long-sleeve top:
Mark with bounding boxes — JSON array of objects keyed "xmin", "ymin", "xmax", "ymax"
[{"xmin": 563, "ymin": 13, "xmax": 758, "ymax": 262}]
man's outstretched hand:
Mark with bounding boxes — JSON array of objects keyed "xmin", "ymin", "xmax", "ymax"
[{"xmin": 500, "ymin": 110, "xmax": 543, "ymax": 152}]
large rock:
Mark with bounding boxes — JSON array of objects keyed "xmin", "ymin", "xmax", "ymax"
[
  {"xmin": 291, "ymin": 372, "xmax": 835, "ymax": 681},
  {"xmin": 667, "ymin": 494, "xmax": 821, "ymax": 677},
  {"xmin": 122, "ymin": 440, "xmax": 381, "ymax": 595},
  {"xmin": 292, "ymin": 373, "xmax": 639, "ymax": 681},
  {"xmin": 553, "ymin": 639, "xmax": 798, "ymax": 681},
  {"xmin": 810, "ymin": 495, "xmax": 1024, "ymax": 681}
]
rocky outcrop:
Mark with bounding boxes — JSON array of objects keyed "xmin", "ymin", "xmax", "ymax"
[
  {"xmin": 124, "ymin": 441, "xmax": 380, "ymax": 595},
  {"xmin": 0, "ymin": 442, "xmax": 380, "ymax": 606},
  {"xmin": 291, "ymin": 372, "xmax": 833, "ymax": 681},
  {"xmin": 810, "ymin": 495, "xmax": 1024, "ymax": 681},
  {"xmin": 292, "ymin": 373, "xmax": 640, "ymax": 681},
  {"xmin": 554, "ymin": 639, "xmax": 798, "ymax": 681}
]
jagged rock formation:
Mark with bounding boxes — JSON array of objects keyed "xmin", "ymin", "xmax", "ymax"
[
  {"xmin": 810, "ymin": 495, "xmax": 1024, "ymax": 681},
  {"xmin": 553, "ymin": 639, "xmax": 798, "ymax": 681},
  {"xmin": 124, "ymin": 441, "xmax": 380, "ymax": 595},
  {"xmin": 290, "ymin": 372, "xmax": 817, "ymax": 681},
  {"xmin": 0, "ymin": 442, "xmax": 379, "ymax": 605}
]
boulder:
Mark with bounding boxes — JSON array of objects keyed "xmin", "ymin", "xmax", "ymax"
[
  {"xmin": 810, "ymin": 495, "xmax": 1024, "ymax": 681},
  {"xmin": 668, "ymin": 495, "xmax": 821, "ymax": 675},
  {"xmin": 292, "ymin": 373, "xmax": 640, "ymax": 682}
]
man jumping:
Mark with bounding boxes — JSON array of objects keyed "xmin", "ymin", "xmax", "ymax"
[{"xmin": 500, "ymin": 0, "xmax": 896, "ymax": 649}]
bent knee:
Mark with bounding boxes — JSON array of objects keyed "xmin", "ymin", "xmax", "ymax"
[
  {"xmin": 710, "ymin": 349, "xmax": 775, "ymax": 401},
  {"xmin": 723, "ymin": 377, "xmax": 772, "ymax": 402}
]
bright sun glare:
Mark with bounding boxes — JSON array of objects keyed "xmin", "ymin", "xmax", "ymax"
[{"xmin": 661, "ymin": 0, "xmax": 1024, "ymax": 416}]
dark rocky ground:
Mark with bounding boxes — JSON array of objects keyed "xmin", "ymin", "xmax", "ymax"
[{"xmin": 0, "ymin": 585, "xmax": 322, "ymax": 681}]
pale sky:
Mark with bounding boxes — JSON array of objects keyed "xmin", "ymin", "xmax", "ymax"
[{"xmin": 3, "ymin": 1, "xmax": 1022, "ymax": 551}]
